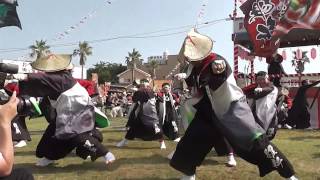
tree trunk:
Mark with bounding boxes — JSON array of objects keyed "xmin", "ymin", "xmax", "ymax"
[
  {"xmin": 132, "ymin": 62, "xmax": 136, "ymax": 83},
  {"xmin": 80, "ymin": 55, "xmax": 85, "ymax": 79},
  {"xmin": 81, "ymin": 65, "xmax": 84, "ymax": 79},
  {"xmin": 132, "ymin": 68, "xmax": 135, "ymax": 84},
  {"xmin": 152, "ymin": 68, "xmax": 156, "ymax": 87}
]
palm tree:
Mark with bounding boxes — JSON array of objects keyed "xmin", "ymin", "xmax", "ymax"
[
  {"xmin": 125, "ymin": 48, "xmax": 142, "ymax": 83},
  {"xmin": 73, "ymin": 41, "xmax": 93, "ymax": 79},
  {"xmin": 149, "ymin": 59, "xmax": 159, "ymax": 87},
  {"xmin": 29, "ymin": 40, "xmax": 51, "ymax": 59}
]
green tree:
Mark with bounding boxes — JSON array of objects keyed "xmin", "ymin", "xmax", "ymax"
[
  {"xmin": 73, "ymin": 41, "xmax": 92, "ymax": 79},
  {"xmin": 125, "ymin": 48, "xmax": 143, "ymax": 82},
  {"xmin": 29, "ymin": 40, "xmax": 51, "ymax": 59},
  {"xmin": 87, "ymin": 61, "xmax": 127, "ymax": 84},
  {"xmin": 148, "ymin": 59, "xmax": 159, "ymax": 86}
]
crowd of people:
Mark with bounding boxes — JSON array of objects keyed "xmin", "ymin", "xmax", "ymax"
[{"xmin": 1, "ymin": 29, "xmax": 320, "ymax": 180}]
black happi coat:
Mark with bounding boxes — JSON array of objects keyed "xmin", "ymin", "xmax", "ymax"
[
  {"xmin": 157, "ymin": 91, "xmax": 179, "ymax": 140},
  {"xmin": 288, "ymin": 80, "xmax": 320, "ymax": 129},
  {"xmin": 251, "ymin": 85, "xmax": 278, "ymax": 140},
  {"xmin": 125, "ymin": 88, "xmax": 163, "ymax": 141},
  {"xmin": 19, "ymin": 71, "xmax": 108, "ymax": 161},
  {"xmin": 171, "ymin": 53, "xmax": 295, "ymax": 178}
]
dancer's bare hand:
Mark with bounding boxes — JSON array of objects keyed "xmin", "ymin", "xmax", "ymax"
[{"xmin": 212, "ymin": 60, "xmax": 226, "ymax": 74}]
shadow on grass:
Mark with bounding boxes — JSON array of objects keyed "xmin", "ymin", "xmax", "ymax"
[
  {"xmin": 107, "ymin": 154, "xmax": 169, "ymax": 171},
  {"xmin": 288, "ymin": 136, "xmax": 320, "ymax": 141},
  {"xmin": 106, "ymin": 138, "xmax": 166, "ymax": 150},
  {"xmin": 14, "ymin": 151, "xmax": 36, "ymax": 156},
  {"xmin": 103, "ymin": 129, "xmax": 128, "ymax": 133},
  {"xmin": 120, "ymin": 178, "xmax": 178, "ymax": 180},
  {"xmin": 15, "ymin": 151, "xmax": 78, "ymax": 158},
  {"xmin": 15, "ymin": 154, "xmax": 170, "ymax": 175},
  {"xmin": 15, "ymin": 161, "xmax": 108, "ymax": 175},
  {"xmin": 312, "ymin": 153, "xmax": 320, "ymax": 158},
  {"xmin": 106, "ymin": 138, "xmax": 126, "ymax": 143},
  {"xmin": 201, "ymin": 159, "xmax": 220, "ymax": 166},
  {"xmin": 113, "ymin": 146, "xmax": 161, "ymax": 150}
]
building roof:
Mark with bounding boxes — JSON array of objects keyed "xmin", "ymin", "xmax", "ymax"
[
  {"xmin": 117, "ymin": 68, "xmax": 151, "ymax": 78},
  {"xmin": 141, "ymin": 55, "xmax": 180, "ymax": 80}
]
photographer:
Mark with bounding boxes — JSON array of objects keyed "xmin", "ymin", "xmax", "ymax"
[{"xmin": 0, "ymin": 91, "xmax": 34, "ymax": 179}]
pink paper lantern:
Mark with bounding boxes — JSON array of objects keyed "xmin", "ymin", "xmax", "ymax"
[
  {"xmin": 311, "ymin": 48, "xmax": 317, "ymax": 59},
  {"xmin": 281, "ymin": 50, "xmax": 287, "ymax": 60},
  {"xmin": 296, "ymin": 49, "xmax": 302, "ymax": 59}
]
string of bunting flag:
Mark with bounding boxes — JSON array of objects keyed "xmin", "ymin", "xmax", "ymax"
[
  {"xmin": 166, "ymin": 0, "xmax": 210, "ymax": 79},
  {"xmin": 195, "ymin": 0, "xmax": 209, "ymax": 27},
  {"xmin": 51, "ymin": 10, "xmax": 97, "ymax": 42},
  {"xmin": 51, "ymin": 0, "xmax": 116, "ymax": 42},
  {"xmin": 14, "ymin": 0, "xmax": 116, "ymax": 61}
]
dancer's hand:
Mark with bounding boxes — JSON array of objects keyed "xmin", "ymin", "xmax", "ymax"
[
  {"xmin": 254, "ymin": 88, "xmax": 263, "ymax": 94},
  {"xmin": 175, "ymin": 73, "xmax": 187, "ymax": 80},
  {"xmin": 212, "ymin": 60, "xmax": 226, "ymax": 74}
]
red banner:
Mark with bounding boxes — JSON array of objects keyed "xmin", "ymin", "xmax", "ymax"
[{"xmin": 241, "ymin": 0, "xmax": 320, "ymax": 57}]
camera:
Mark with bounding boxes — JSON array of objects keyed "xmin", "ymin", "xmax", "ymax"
[
  {"xmin": 0, "ymin": 63, "xmax": 19, "ymax": 88},
  {"xmin": 17, "ymin": 96, "xmax": 41, "ymax": 116},
  {"xmin": 0, "ymin": 63, "xmax": 41, "ymax": 116},
  {"xmin": 0, "ymin": 96, "xmax": 41, "ymax": 117}
]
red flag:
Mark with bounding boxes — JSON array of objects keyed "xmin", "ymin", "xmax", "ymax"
[
  {"xmin": 241, "ymin": 0, "xmax": 320, "ymax": 57},
  {"xmin": 274, "ymin": 0, "xmax": 320, "ymax": 35},
  {"xmin": 240, "ymin": 0, "xmax": 290, "ymax": 57}
]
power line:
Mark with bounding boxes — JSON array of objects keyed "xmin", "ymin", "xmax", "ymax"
[{"xmin": 0, "ymin": 18, "xmax": 230, "ymax": 55}]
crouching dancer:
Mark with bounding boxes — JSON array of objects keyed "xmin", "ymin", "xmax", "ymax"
[
  {"xmin": 170, "ymin": 29, "xmax": 297, "ymax": 180},
  {"xmin": 116, "ymin": 79, "xmax": 166, "ymax": 149},
  {"xmin": 16, "ymin": 54, "xmax": 115, "ymax": 167}
]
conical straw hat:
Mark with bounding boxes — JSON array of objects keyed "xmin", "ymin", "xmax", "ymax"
[
  {"xmin": 183, "ymin": 28, "xmax": 213, "ymax": 62},
  {"xmin": 31, "ymin": 54, "xmax": 72, "ymax": 72}
]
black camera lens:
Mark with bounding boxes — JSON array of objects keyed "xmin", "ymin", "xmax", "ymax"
[{"xmin": 18, "ymin": 97, "xmax": 42, "ymax": 116}]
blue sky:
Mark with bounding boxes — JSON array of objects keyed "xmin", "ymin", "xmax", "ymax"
[{"xmin": 0, "ymin": 0, "xmax": 236, "ymax": 68}]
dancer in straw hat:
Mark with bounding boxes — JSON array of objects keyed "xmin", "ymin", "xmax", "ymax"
[
  {"xmin": 15, "ymin": 54, "xmax": 115, "ymax": 167},
  {"xmin": 116, "ymin": 79, "xmax": 166, "ymax": 149},
  {"xmin": 169, "ymin": 29, "xmax": 297, "ymax": 180}
]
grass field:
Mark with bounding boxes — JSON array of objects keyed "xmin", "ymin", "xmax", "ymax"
[{"xmin": 13, "ymin": 117, "xmax": 320, "ymax": 180}]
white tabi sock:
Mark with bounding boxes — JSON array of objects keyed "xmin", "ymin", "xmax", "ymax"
[
  {"xmin": 36, "ymin": 157, "xmax": 54, "ymax": 167},
  {"xmin": 160, "ymin": 140, "xmax": 166, "ymax": 150},
  {"xmin": 181, "ymin": 174, "xmax": 195, "ymax": 180},
  {"xmin": 116, "ymin": 139, "xmax": 128, "ymax": 147},
  {"xmin": 287, "ymin": 175, "xmax": 298, "ymax": 180},
  {"xmin": 104, "ymin": 152, "xmax": 116, "ymax": 164},
  {"xmin": 226, "ymin": 153, "xmax": 237, "ymax": 167}
]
